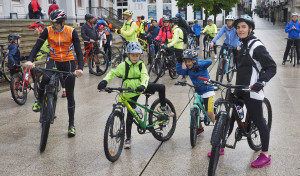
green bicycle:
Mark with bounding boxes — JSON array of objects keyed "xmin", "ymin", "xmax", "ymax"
[
  {"xmin": 102, "ymin": 87, "xmax": 176, "ymax": 162},
  {"xmin": 175, "ymin": 81, "xmax": 212, "ymax": 147}
]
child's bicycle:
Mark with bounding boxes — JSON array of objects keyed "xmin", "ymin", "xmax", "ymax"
[
  {"xmin": 101, "ymin": 87, "xmax": 177, "ymax": 162},
  {"xmin": 175, "ymin": 81, "xmax": 213, "ymax": 147},
  {"xmin": 215, "ymin": 45, "xmax": 236, "ymax": 83}
]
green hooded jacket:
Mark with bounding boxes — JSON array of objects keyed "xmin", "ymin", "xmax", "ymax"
[
  {"xmin": 167, "ymin": 25, "xmax": 184, "ymax": 50},
  {"xmin": 121, "ymin": 19, "xmax": 139, "ymax": 43}
]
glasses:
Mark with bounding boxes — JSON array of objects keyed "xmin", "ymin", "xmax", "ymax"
[
  {"xmin": 50, "ymin": 22, "xmax": 60, "ymax": 27},
  {"xmin": 163, "ymin": 21, "xmax": 169, "ymax": 23}
]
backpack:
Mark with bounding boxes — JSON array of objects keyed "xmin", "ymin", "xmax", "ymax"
[
  {"xmin": 176, "ymin": 27, "xmax": 188, "ymax": 44},
  {"xmin": 123, "ymin": 61, "xmax": 143, "ymax": 82}
]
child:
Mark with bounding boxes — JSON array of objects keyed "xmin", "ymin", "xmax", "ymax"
[
  {"xmin": 97, "ymin": 24, "xmax": 107, "ymax": 50},
  {"xmin": 8, "ymin": 33, "xmax": 26, "ymax": 77},
  {"xmin": 193, "ymin": 20, "xmax": 201, "ymax": 49},
  {"xmin": 97, "ymin": 42, "xmax": 174, "ymax": 149},
  {"xmin": 176, "ymin": 49, "xmax": 215, "ymax": 135}
]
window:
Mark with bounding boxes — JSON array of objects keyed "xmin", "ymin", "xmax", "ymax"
[
  {"xmin": 78, "ymin": 0, "xmax": 82, "ymax": 7},
  {"xmin": 117, "ymin": 0, "xmax": 128, "ymax": 6}
]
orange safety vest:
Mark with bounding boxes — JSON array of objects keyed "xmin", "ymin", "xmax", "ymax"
[{"xmin": 47, "ymin": 25, "xmax": 75, "ymax": 62}]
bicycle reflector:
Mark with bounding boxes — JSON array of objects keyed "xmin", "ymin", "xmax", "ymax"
[{"xmin": 198, "ymin": 77, "xmax": 209, "ymax": 81}]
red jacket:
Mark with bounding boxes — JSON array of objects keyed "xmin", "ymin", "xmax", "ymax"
[
  {"xmin": 155, "ymin": 26, "xmax": 173, "ymax": 44},
  {"xmin": 48, "ymin": 4, "xmax": 59, "ymax": 15},
  {"xmin": 31, "ymin": 0, "xmax": 40, "ymax": 12}
]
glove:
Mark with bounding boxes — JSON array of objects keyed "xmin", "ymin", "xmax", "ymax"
[
  {"xmin": 192, "ymin": 63, "xmax": 200, "ymax": 72},
  {"xmin": 111, "ymin": 28, "xmax": 115, "ymax": 32},
  {"xmin": 115, "ymin": 29, "xmax": 121, "ymax": 34},
  {"xmin": 251, "ymin": 82, "xmax": 264, "ymax": 92},
  {"xmin": 98, "ymin": 80, "xmax": 108, "ymax": 90},
  {"xmin": 136, "ymin": 85, "xmax": 145, "ymax": 92},
  {"xmin": 162, "ymin": 44, "xmax": 168, "ymax": 49}
]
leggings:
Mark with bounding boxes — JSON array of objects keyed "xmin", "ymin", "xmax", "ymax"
[
  {"xmin": 203, "ymin": 34, "xmax": 217, "ymax": 54},
  {"xmin": 126, "ymin": 83, "xmax": 166, "ymax": 139}
]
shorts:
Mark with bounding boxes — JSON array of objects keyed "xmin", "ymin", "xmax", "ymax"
[{"xmin": 203, "ymin": 96, "xmax": 215, "ymax": 113}]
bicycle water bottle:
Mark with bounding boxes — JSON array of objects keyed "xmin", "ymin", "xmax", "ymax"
[
  {"xmin": 24, "ymin": 72, "xmax": 29, "ymax": 82},
  {"xmin": 134, "ymin": 107, "xmax": 143, "ymax": 120},
  {"xmin": 236, "ymin": 105, "xmax": 244, "ymax": 119}
]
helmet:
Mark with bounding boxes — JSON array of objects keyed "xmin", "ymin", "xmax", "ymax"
[
  {"xmin": 163, "ymin": 16, "xmax": 170, "ymax": 22},
  {"xmin": 188, "ymin": 21, "xmax": 194, "ymax": 25},
  {"xmin": 49, "ymin": 9, "xmax": 66, "ymax": 23},
  {"xmin": 292, "ymin": 12, "xmax": 298, "ymax": 17},
  {"xmin": 151, "ymin": 18, "xmax": 157, "ymax": 23},
  {"xmin": 141, "ymin": 16, "xmax": 145, "ymax": 20},
  {"xmin": 183, "ymin": 49, "xmax": 198, "ymax": 60},
  {"xmin": 8, "ymin": 33, "xmax": 21, "ymax": 43},
  {"xmin": 225, "ymin": 15, "xmax": 235, "ymax": 20},
  {"xmin": 207, "ymin": 19, "xmax": 213, "ymax": 23},
  {"xmin": 85, "ymin": 14, "xmax": 94, "ymax": 21},
  {"xmin": 98, "ymin": 25, "xmax": 105, "ymax": 30},
  {"xmin": 29, "ymin": 21, "xmax": 45, "ymax": 29},
  {"xmin": 126, "ymin": 42, "xmax": 143, "ymax": 54},
  {"xmin": 233, "ymin": 15, "xmax": 255, "ymax": 30},
  {"xmin": 170, "ymin": 17, "xmax": 178, "ymax": 24},
  {"xmin": 194, "ymin": 19, "xmax": 198, "ymax": 23},
  {"xmin": 123, "ymin": 10, "xmax": 133, "ymax": 16},
  {"xmin": 175, "ymin": 13, "xmax": 181, "ymax": 18}
]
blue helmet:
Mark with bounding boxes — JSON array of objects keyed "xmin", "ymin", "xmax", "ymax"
[
  {"xmin": 175, "ymin": 13, "xmax": 181, "ymax": 18},
  {"xmin": 126, "ymin": 42, "xmax": 143, "ymax": 54}
]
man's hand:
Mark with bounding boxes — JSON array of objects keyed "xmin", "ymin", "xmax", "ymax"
[
  {"xmin": 251, "ymin": 82, "xmax": 264, "ymax": 92},
  {"xmin": 74, "ymin": 69, "xmax": 83, "ymax": 77},
  {"xmin": 24, "ymin": 61, "xmax": 35, "ymax": 69},
  {"xmin": 210, "ymin": 42, "xmax": 214, "ymax": 48}
]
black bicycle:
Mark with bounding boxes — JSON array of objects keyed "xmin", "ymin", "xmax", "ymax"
[
  {"xmin": 36, "ymin": 67, "xmax": 75, "ymax": 152},
  {"xmin": 198, "ymin": 77, "xmax": 272, "ymax": 176},
  {"xmin": 111, "ymin": 35, "xmax": 128, "ymax": 68},
  {"xmin": 0, "ymin": 43, "xmax": 11, "ymax": 82},
  {"xmin": 286, "ymin": 38, "xmax": 298, "ymax": 67}
]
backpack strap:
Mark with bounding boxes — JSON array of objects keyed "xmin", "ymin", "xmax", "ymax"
[
  {"xmin": 123, "ymin": 61, "xmax": 143, "ymax": 82},
  {"xmin": 247, "ymin": 39, "xmax": 261, "ymax": 73}
]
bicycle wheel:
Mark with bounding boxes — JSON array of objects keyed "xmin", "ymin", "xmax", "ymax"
[
  {"xmin": 208, "ymin": 113, "xmax": 228, "ymax": 176},
  {"xmin": 111, "ymin": 54, "xmax": 123, "ymax": 68},
  {"xmin": 40, "ymin": 94, "xmax": 52, "ymax": 152},
  {"xmin": 148, "ymin": 56, "xmax": 163, "ymax": 83},
  {"xmin": 110, "ymin": 46, "xmax": 121, "ymax": 61},
  {"xmin": 34, "ymin": 73, "xmax": 42, "ymax": 99},
  {"xmin": 2, "ymin": 54, "xmax": 11, "ymax": 82},
  {"xmin": 226, "ymin": 53, "xmax": 235, "ymax": 82},
  {"xmin": 88, "ymin": 51, "xmax": 109, "ymax": 76},
  {"xmin": 216, "ymin": 57, "xmax": 225, "ymax": 83},
  {"xmin": 148, "ymin": 46, "xmax": 155, "ymax": 65},
  {"xmin": 190, "ymin": 108, "xmax": 198, "ymax": 148},
  {"xmin": 293, "ymin": 48, "xmax": 296, "ymax": 67},
  {"xmin": 104, "ymin": 111, "xmax": 125, "ymax": 162},
  {"xmin": 203, "ymin": 41, "xmax": 208, "ymax": 58},
  {"xmin": 10, "ymin": 73, "xmax": 27, "ymax": 105},
  {"xmin": 168, "ymin": 58, "xmax": 179, "ymax": 79},
  {"xmin": 247, "ymin": 98, "xmax": 272, "ymax": 151},
  {"xmin": 148, "ymin": 98, "xmax": 176, "ymax": 142}
]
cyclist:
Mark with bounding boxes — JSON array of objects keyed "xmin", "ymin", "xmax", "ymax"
[
  {"xmin": 96, "ymin": 18, "xmax": 112, "ymax": 65},
  {"xmin": 175, "ymin": 13, "xmax": 189, "ymax": 34},
  {"xmin": 24, "ymin": 9, "xmax": 84, "ymax": 137},
  {"xmin": 188, "ymin": 21, "xmax": 195, "ymax": 34},
  {"xmin": 220, "ymin": 15, "xmax": 276, "ymax": 168},
  {"xmin": 202, "ymin": 19, "xmax": 218, "ymax": 60},
  {"xmin": 136, "ymin": 16, "xmax": 142, "ymax": 27},
  {"xmin": 115, "ymin": 10, "xmax": 138, "ymax": 43},
  {"xmin": 155, "ymin": 16, "xmax": 173, "ymax": 45},
  {"xmin": 210, "ymin": 15, "xmax": 241, "ymax": 63},
  {"xmin": 138, "ymin": 16, "xmax": 146, "ymax": 38},
  {"xmin": 282, "ymin": 12, "xmax": 300, "ymax": 65},
  {"xmin": 82, "ymin": 14, "xmax": 103, "ymax": 73},
  {"xmin": 97, "ymin": 42, "xmax": 174, "ymax": 149},
  {"xmin": 176, "ymin": 49, "xmax": 215, "ymax": 135},
  {"xmin": 146, "ymin": 19, "xmax": 160, "ymax": 63},
  {"xmin": 96, "ymin": 25, "xmax": 107, "ymax": 48},
  {"xmin": 193, "ymin": 19, "xmax": 201, "ymax": 49}
]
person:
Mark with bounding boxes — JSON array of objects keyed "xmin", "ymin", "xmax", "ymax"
[
  {"xmin": 188, "ymin": 21, "xmax": 195, "ymax": 34},
  {"xmin": 193, "ymin": 19, "xmax": 201, "ymax": 49},
  {"xmin": 97, "ymin": 42, "xmax": 174, "ymax": 149},
  {"xmin": 115, "ymin": 10, "xmax": 138, "ymax": 43},
  {"xmin": 96, "ymin": 24, "xmax": 107, "ymax": 50},
  {"xmin": 138, "ymin": 16, "xmax": 146, "ymax": 38},
  {"xmin": 210, "ymin": 15, "xmax": 241, "ymax": 63},
  {"xmin": 202, "ymin": 19, "xmax": 218, "ymax": 59},
  {"xmin": 146, "ymin": 18, "xmax": 160, "ymax": 63},
  {"xmin": 81, "ymin": 14, "xmax": 103, "ymax": 73},
  {"xmin": 220, "ymin": 15, "xmax": 276, "ymax": 168},
  {"xmin": 282, "ymin": 12, "xmax": 300, "ymax": 65},
  {"xmin": 24, "ymin": 9, "xmax": 84, "ymax": 137},
  {"xmin": 158, "ymin": 15, "xmax": 166, "ymax": 27},
  {"xmin": 48, "ymin": 0, "xmax": 59, "ymax": 15},
  {"xmin": 30, "ymin": 0, "xmax": 42, "ymax": 19},
  {"xmin": 155, "ymin": 16, "xmax": 173, "ymax": 45},
  {"xmin": 175, "ymin": 13, "xmax": 189, "ymax": 33},
  {"xmin": 176, "ymin": 49, "xmax": 215, "ymax": 135},
  {"xmin": 96, "ymin": 17, "xmax": 112, "ymax": 65},
  {"xmin": 136, "ymin": 16, "xmax": 142, "ymax": 27}
]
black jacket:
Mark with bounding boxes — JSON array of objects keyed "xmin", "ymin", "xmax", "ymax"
[
  {"xmin": 81, "ymin": 23, "xmax": 99, "ymax": 42},
  {"xmin": 178, "ymin": 19, "xmax": 189, "ymax": 34}
]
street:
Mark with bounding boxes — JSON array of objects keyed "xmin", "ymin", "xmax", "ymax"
[{"xmin": 0, "ymin": 15, "xmax": 300, "ymax": 176}]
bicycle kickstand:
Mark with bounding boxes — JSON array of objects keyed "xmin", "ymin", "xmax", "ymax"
[{"xmin": 226, "ymin": 140, "xmax": 237, "ymax": 149}]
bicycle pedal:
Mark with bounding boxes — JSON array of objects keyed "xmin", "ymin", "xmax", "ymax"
[{"xmin": 225, "ymin": 144, "xmax": 234, "ymax": 149}]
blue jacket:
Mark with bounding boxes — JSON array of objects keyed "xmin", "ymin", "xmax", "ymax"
[
  {"xmin": 285, "ymin": 20, "xmax": 300, "ymax": 38},
  {"xmin": 8, "ymin": 44, "xmax": 25, "ymax": 68},
  {"xmin": 212, "ymin": 25, "xmax": 241, "ymax": 48},
  {"xmin": 146, "ymin": 26, "xmax": 160, "ymax": 39},
  {"xmin": 193, "ymin": 24, "xmax": 201, "ymax": 36},
  {"xmin": 176, "ymin": 59, "xmax": 214, "ymax": 95},
  {"xmin": 188, "ymin": 26, "xmax": 195, "ymax": 34}
]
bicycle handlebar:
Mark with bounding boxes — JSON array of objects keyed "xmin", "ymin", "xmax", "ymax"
[
  {"xmin": 198, "ymin": 76, "xmax": 251, "ymax": 91},
  {"xmin": 35, "ymin": 67, "xmax": 76, "ymax": 76},
  {"xmin": 103, "ymin": 87, "xmax": 135, "ymax": 93},
  {"xmin": 175, "ymin": 81, "xmax": 202, "ymax": 88}
]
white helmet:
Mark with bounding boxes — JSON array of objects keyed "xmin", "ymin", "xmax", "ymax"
[
  {"xmin": 292, "ymin": 12, "xmax": 298, "ymax": 17},
  {"xmin": 225, "ymin": 15, "xmax": 235, "ymax": 20}
]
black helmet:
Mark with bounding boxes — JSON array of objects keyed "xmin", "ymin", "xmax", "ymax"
[
  {"xmin": 8, "ymin": 33, "xmax": 21, "ymax": 43},
  {"xmin": 188, "ymin": 21, "xmax": 194, "ymax": 25},
  {"xmin": 50, "ymin": 9, "xmax": 66, "ymax": 23},
  {"xmin": 53, "ymin": 0, "xmax": 56, "ymax": 4},
  {"xmin": 163, "ymin": 16, "xmax": 170, "ymax": 22},
  {"xmin": 207, "ymin": 19, "xmax": 213, "ymax": 23},
  {"xmin": 85, "ymin": 14, "xmax": 94, "ymax": 21},
  {"xmin": 183, "ymin": 49, "xmax": 198, "ymax": 60},
  {"xmin": 170, "ymin": 17, "xmax": 178, "ymax": 24},
  {"xmin": 233, "ymin": 15, "xmax": 255, "ymax": 30}
]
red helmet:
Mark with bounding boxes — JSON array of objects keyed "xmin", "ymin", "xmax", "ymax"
[
  {"xmin": 29, "ymin": 21, "xmax": 45, "ymax": 29},
  {"xmin": 98, "ymin": 25, "xmax": 105, "ymax": 30}
]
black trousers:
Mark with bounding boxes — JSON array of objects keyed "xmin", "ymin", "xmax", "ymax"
[
  {"xmin": 219, "ymin": 43, "xmax": 238, "ymax": 64},
  {"xmin": 283, "ymin": 38, "xmax": 300, "ymax": 62},
  {"xmin": 203, "ymin": 34, "xmax": 217, "ymax": 54},
  {"xmin": 104, "ymin": 34, "xmax": 112, "ymax": 61},
  {"xmin": 195, "ymin": 35, "xmax": 200, "ymax": 47}
]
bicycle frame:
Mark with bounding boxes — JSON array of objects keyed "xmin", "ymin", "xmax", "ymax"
[
  {"xmin": 222, "ymin": 47, "xmax": 235, "ymax": 74},
  {"xmin": 191, "ymin": 92, "xmax": 211, "ymax": 128},
  {"xmin": 83, "ymin": 42, "xmax": 94, "ymax": 64}
]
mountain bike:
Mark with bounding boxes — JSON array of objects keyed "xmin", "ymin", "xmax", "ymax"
[
  {"xmin": 36, "ymin": 67, "xmax": 75, "ymax": 152},
  {"xmin": 175, "ymin": 81, "xmax": 213, "ymax": 147},
  {"xmin": 111, "ymin": 35, "xmax": 129, "ymax": 68},
  {"xmin": 188, "ymin": 34, "xmax": 197, "ymax": 49},
  {"xmin": 197, "ymin": 77, "xmax": 272, "ymax": 176},
  {"xmin": 286, "ymin": 38, "xmax": 298, "ymax": 67},
  {"xmin": 203, "ymin": 34, "xmax": 213, "ymax": 58},
  {"xmin": 147, "ymin": 38, "xmax": 159, "ymax": 65},
  {"xmin": 0, "ymin": 43, "xmax": 11, "ymax": 82},
  {"xmin": 102, "ymin": 87, "xmax": 176, "ymax": 162},
  {"xmin": 215, "ymin": 45, "xmax": 236, "ymax": 83}
]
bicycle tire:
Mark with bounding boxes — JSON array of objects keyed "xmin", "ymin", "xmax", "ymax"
[
  {"xmin": 103, "ymin": 111, "xmax": 125, "ymax": 162},
  {"xmin": 208, "ymin": 113, "xmax": 228, "ymax": 176},
  {"xmin": 216, "ymin": 57, "xmax": 225, "ymax": 83},
  {"xmin": 208, "ymin": 41, "xmax": 212, "ymax": 58},
  {"xmin": 168, "ymin": 59, "xmax": 179, "ymax": 79},
  {"xmin": 226, "ymin": 53, "xmax": 235, "ymax": 82},
  {"xmin": 148, "ymin": 56, "xmax": 163, "ymax": 83},
  {"xmin": 148, "ymin": 98, "xmax": 176, "ymax": 142},
  {"xmin": 190, "ymin": 108, "xmax": 198, "ymax": 148},
  {"xmin": 111, "ymin": 54, "xmax": 123, "ymax": 68},
  {"xmin": 10, "ymin": 73, "xmax": 27, "ymax": 105},
  {"xmin": 2, "ymin": 54, "xmax": 11, "ymax": 82},
  {"xmin": 40, "ymin": 94, "xmax": 53, "ymax": 152},
  {"xmin": 34, "ymin": 73, "xmax": 42, "ymax": 99},
  {"xmin": 293, "ymin": 48, "xmax": 296, "ymax": 67},
  {"xmin": 110, "ymin": 46, "xmax": 121, "ymax": 60},
  {"xmin": 247, "ymin": 98, "xmax": 272, "ymax": 151},
  {"xmin": 203, "ymin": 41, "xmax": 208, "ymax": 58},
  {"xmin": 88, "ymin": 51, "xmax": 109, "ymax": 76}
]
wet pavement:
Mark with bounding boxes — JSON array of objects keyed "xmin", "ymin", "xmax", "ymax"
[{"xmin": 1, "ymin": 15, "xmax": 300, "ymax": 176}]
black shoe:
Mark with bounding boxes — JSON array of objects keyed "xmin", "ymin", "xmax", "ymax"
[
  {"xmin": 68, "ymin": 125, "xmax": 76, "ymax": 137},
  {"xmin": 282, "ymin": 61, "xmax": 286, "ymax": 65}
]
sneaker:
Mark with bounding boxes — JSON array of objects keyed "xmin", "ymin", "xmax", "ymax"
[
  {"xmin": 214, "ymin": 54, "xmax": 218, "ymax": 59},
  {"xmin": 68, "ymin": 125, "xmax": 76, "ymax": 137},
  {"xmin": 32, "ymin": 101, "xmax": 41, "ymax": 112},
  {"xmin": 197, "ymin": 128, "xmax": 204, "ymax": 136},
  {"xmin": 61, "ymin": 91, "xmax": 66, "ymax": 98},
  {"xmin": 158, "ymin": 106, "xmax": 175, "ymax": 117},
  {"xmin": 124, "ymin": 139, "xmax": 131, "ymax": 149},
  {"xmin": 251, "ymin": 153, "xmax": 271, "ymax": 168},
  {"xmin": 282, "ymin": 61, "xmax": 286, "ymax": 65},
  {"xmin": 207, "ymin": 148, "xmax": 225, "ymax": 157}
]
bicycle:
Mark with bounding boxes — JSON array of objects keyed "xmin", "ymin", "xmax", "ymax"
[
  {"xmin": 188, "ymin": 34, "xmax": 197, "ymax": 49},
  {"xmin": 111, "ymin": 35, "xmax": 129, "ymax": 68},
  {"xmin": 285, "ymin": 38, "xmax": 298, "ymax": 67},
  {"xmin": 197, "ymin": 77, "xmax": 272, "ymax": 176},
  {"xmin": 203, "ymin": 33, "xmax": 214, "ymax": 58},
  {"xmin": 102, "ymin": 87, "xmax": 176, "ymax": 162},
  {"xmin": 138, "ymin": 37, "xmax": 148, "ymax": 51},
  {"xmin": 175, "ymin": 81, "xmax": 213, "ymax": 147},
  {"xmin": 35, "ymin": 67, "xmax": 75, "ymax": 152},
  {"xmin": 215, "ymin": 45, "xmax": 236, "ymax": 83},
  {"xmin": 146, "ymin": 38, "xmax": 159, "ymax": 65},
  {"xmin": 0, "ymin": 43, "xmax": 11, "ymax": 82}
]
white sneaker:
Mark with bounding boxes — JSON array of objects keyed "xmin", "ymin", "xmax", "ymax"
[
  {"xmin": 158, "ymin": 106, "xmax": 175, "ymax": 117},
  {"xmin": 214, "ymin": 55, "xmax": 218, "ymax": 62},
  {"xmin": 124, "ymin": 139, "xmax": 131, "ymax": 149}
]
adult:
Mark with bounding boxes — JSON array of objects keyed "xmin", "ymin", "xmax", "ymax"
[
  {"xmin": 115, "ymin": 10, "xmax": 138, "ymax": 43},
  {"xmin": 202, "ymin": 19, "xmax": 217, "ymax": 59},
  {"xmin": 155, "ymin": 16, "xmax": 173, "ymax": 45},
  {"xmin": 158, "ymin": 15, "xmax": 166, "ymax": 28},
  {"xmin": 136, "ymin": 16, "xmax": 142, "ymax": 27},
  {"xmin": 24, "ymin": 9, "xmax": 84, "ymax": 137},
  {"xmin": 30, "ymin": 0, "xmax": 42, "ymax": 19},
  {"xmin": 48, "ymin": 0, "xmax": 59, "ymax": 15},
  {"xmin": 175, "ymin": 13, "xmax": 189, "ymax": 33},
  {"xmin": 282, "ymin": 12, "xmax": 300, "ymax": 65}
]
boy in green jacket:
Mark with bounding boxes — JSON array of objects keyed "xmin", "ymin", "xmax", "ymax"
[{"xmin": 98, "ymin": 42, "xmax": 174, "ymax": 149}]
